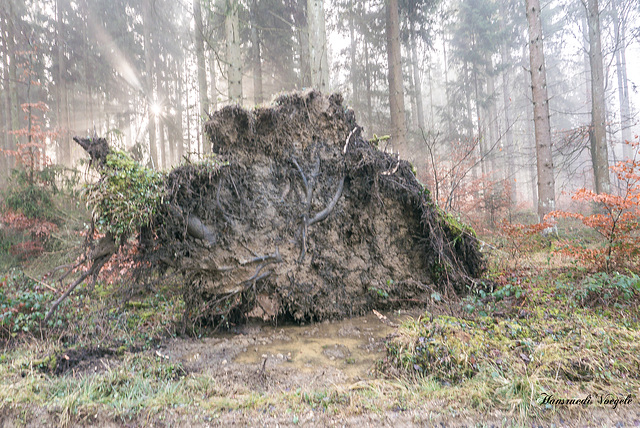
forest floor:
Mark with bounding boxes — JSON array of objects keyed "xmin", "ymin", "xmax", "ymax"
[{"xmin": 2, "ymin": 201, "xmax": 640, "ymax": 427}]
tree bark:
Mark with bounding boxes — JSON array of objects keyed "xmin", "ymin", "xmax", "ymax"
[
  {"xmin": 1, "ymin": 14, "xmax": 14, "ymax": 175},
  {"xmin": 158, "ymin": 63, "xmax": 166, "ymax": 168},
  {"xmin": 349, "ymin": 5, "xmax": 358, "ymax": 108},
  {"xmin": 208, "ymin": 51, "xmax": 217, "ymax": 112},
  {"xmin": 225, "ymin": 0, "xmax": 242, "ymax": 103},
  {"xmin": 525, "ymin": 0, "xmax": 556, "ymax": 221},
  {"xmin": 294, "ymin": 0, "xmax": 311, "ymax": 88},
  {"xmin": 410, "ymin": 21, "xmax": 424, "ymax": 130},
  {"xmin": 250, "ymin": 0, "xmax": 263, "ymax": 104},
  {"xmin": 501, "ymin": 43, "xmax": 517, "ymax": 205},
  {"xmin": 307, "ymin": 0, "xmax": 329, "ymax": 92},
  {"xmin": 56, "ymin": 0, "xmax": 71, "ymax": 166},
  {"xmin": 5, "ymin": 0, "xmax": 19, "ymax": 153},
  {"xmin": 386, "ymin": 0, "xmax": 406, "ymax": 152},
  {"xmin": 364, "ymin": 39, "xmax": 372, "ymax": 131},
  {"xmin": 586, "ymin": 0, "xmax": 610, "ymax": 194},
  {"xmin": 193, "ymin": 0, "xmax": 209, "ymax": 121},
  {"xmin": 143, "ymin": 0, "xmax": 158, "ymax": 168},
  {"xmin": 612, "ymin": 0, "xmax": 632, "ymax": 159}
]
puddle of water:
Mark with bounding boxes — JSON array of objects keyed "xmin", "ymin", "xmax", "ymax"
[{"xmin": 235, "ymin": 310, "xmax": 412, "ymax": 380}]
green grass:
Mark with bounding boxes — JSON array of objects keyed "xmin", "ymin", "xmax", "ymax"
[{"xmin": 385, "ymin": 268, "xmax": 640, "ymax": 420}]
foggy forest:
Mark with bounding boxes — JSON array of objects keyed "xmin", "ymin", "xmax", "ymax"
[{"xmin": 1, "ymin": 0, "xmax": 640, "ymax": 425}]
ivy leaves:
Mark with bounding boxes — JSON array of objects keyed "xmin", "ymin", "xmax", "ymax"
[{"xmin": 87, "ymin": 151, "xmax": 164, "ymax": 244}]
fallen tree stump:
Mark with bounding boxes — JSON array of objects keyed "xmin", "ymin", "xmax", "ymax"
[{"xmin": 74, "ymin": 90, "xmax": 484, "ymax": 328}]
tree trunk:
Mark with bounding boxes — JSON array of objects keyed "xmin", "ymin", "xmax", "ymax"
[
  {"xmin": 349, "ymin": 5, "xmax": 358, "ymax": 108},
  {"xmin": 501, "ymin": 43, "xmax": 517, "ymax": 206},
  {"xmin": 158, "ymin": 63, "xmax": 167, "ymax": 169},
  {"xmin": 143, "ymin": 0, "xmax": 158, "ymax": 168},
  {"xmin": 364, "ymin": 39, "xmax": 373, "ymax": 132},
  {"xmin": 193, "ymin": 0, "xmax": 209, "ymax": 120},
  {"xmin": 486, "ymin": 64, "xmax": 499, "ymax": 176},
  {"xmin": 294, "ymin": 0, "xmax": 311, "ymax": 88},
  {"xmin": 586, "ymin": 0, "xmax": 610, "ymax": 194},
  {"xmin": 612, "ymin": 0, "xmax": 632, "ymax": 159},
  {"xmin": 225, "ymin": 0, "xmax": 242, "ymax": 103},
  {"xmin": 442, "ymin": 24, "xmax": 452, "ymax": 138},
  {"xmin": 251, "ymin": 0, "xmax": 263, "ymax": 104},
  {"xmin": 525, "ymin": 0, "xmax": 556, "ymax": 221},
  {"xmin": 1, "ymin": 15, "xmax": 14, "ymax": 174},
  {"xmin": 208, "ymin": 51, "xmax": 217, "ymax": 112},
  {"xmin": 307, "ymin": 0, "xmax": 329, "ymax": 92},
  {"xmin": 410, "ymin": 21, "xmax": 424, "ymax": 130},
  {"xmin": 56, "ymin": 0, "xmax": 71, "ymax": 166},
  {"xmin": 386, "ymin": 0, "xmax": 406, "ymax": 152},
  {"xmin": 8, "ymin": 6, "xmax": 19, "ymax": 149}
]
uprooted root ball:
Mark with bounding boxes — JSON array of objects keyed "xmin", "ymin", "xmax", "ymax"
[{"xmin": 78, "ymin": 90, "xmax": 484, "ymax": 328}]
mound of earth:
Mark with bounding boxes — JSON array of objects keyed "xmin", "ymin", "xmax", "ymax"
[{"xmin": 76, "ymin": 90, "xmax": 483, "ymax": 327}]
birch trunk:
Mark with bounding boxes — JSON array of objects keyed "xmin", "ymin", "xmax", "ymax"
[
  {"xmin": 250, "ymin": 0, "xmax": 263, "ymax": 104},
  {"xmin": 307, "ymin": 0, "xmax": 329, "ymax": 92},
  {"xmin": 225, "ymin": 0, "xmax": 242, "ymax": 103}
]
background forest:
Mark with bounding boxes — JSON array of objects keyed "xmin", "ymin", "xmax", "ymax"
[{"xmin": 1, "ymin": 0, "xmax": 638, "ymax": 226}]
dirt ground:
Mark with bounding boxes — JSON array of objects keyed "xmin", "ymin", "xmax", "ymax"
[{"xmin": 3, "ymin": 309, "xmax": 640, "ymax": 427}]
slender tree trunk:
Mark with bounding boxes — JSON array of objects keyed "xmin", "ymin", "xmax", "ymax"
[
  {"xmin": 526, "ymin": 101, "xmax": 538, "ymax": 210},
  {"xmin": 463, "ymin": 61, "xmax": 473, "ymax": 141},
  {"xmin": 386, "ymin": 0, "xmax": 406, "ymax": 152},
  {"xmin": 251, "ymin": 0, "xmax": 263, "ymax": 104},
  {"xmin": 193, "ymin": 0, "xmax": 209, "ymax": 119},
  {"xmin": 581, "ymin": 16, "xmax": 591, "ymax": 115},
  {"xmin": 176, "ymin": 63, "xmax": 185, "ymax": 161},
  {"xmin": 1, "ymin": 17, "xmax": 14, "ymax": 174},
  {"xmin": 410, "ymin": 21, "xmax": 424, "ymax": 130},
  {"xmin": 158, "ymin": 62, "xmax": 167, "ymax": 169},
  {"xmin": 501, "ymin": 43, "xmax": 517, "ymax": 205},
  {"xmin": 525, "ymin": 0, "xmax": 556, "ymax": 221},
  {"xmin": 349, "ymin": 5, "xmax": 358, "ymax": 107},
  {"xmin": 586, "ymin": 0, "xmax": 610, "ymax": 194},
  {"xmin": 442, "ymin": 25, "xmax": 453, "ymax": 138},
  {"xmin": 208, "ymin": 51, "xmax": 217, "ymax": 112},
  {"xmin": 409, "ymin": 65, "xmax": 418, "ymax": 129},
  {"xmin": 364, "ymin": 39, "xmax": 373, "ymax": 132},
  {"xmin": 143, "ymin": 0, "xmax": 158, "ymax": 168},
  {"xmin": 56, "ymin": 0, "xmax": 71, "ymax": 165},
  {"xmin": 185, "ymin": 56, "xmax": 193, "ymax": 155},
  {"xmin": 225, "ymin": 0, "xmax": 242, "ymax": 103},
  {"xmin": 486, "ymin": 64, "xmax": 499, "ymax": 176},
  {"xmin": 294, "ymin": 0, "xmax": 311, "ymax": 88},
  {"xmin": 307, "ymin": 0, "xmax": 329, "ymax": 92},
  {"xmin": 612, "ymin": 1, "xmax": 632, "ymax": 158},
  {"xmin": 8, "ymin": 16, "xmax": 19, "ymax": 148}
]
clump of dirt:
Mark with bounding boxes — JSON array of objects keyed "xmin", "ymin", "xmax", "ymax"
[
  {"xmin": 77, "ymin": 90, "xmax": 484, "ymax": 328},
  {"xmin": 44, "ymin": 347, "xmax": 118, "ymax": 376}
]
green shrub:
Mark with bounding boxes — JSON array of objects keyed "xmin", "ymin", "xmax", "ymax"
[
  {"xmin": 86, "ymin": 150, "xmax": 164, "ymax": 244},
  {"xmin": 0, "ymin": 272, "xmax": 67, "ymax": 336},
  {"xmin": 3, "ymin": 169, "xmax": 56, "ymax": 220}
]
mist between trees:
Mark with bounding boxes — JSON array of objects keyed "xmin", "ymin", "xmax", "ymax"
[{"xmin": 1, "ymin": 0, "xmax": 639, "ymax": 226}]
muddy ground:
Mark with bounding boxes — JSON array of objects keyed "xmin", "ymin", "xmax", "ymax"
[{"xmin": 3, "ymin": 310, "xmax": 640, "ymax": 427}]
